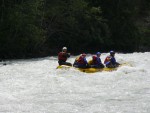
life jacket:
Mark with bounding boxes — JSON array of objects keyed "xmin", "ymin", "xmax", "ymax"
[
  {"xmin": 92, "ymin": 55, "xmax": 98, "ymax": 65},
  {"xmin": 104, "ymin": 56, "xmax": 111, "ymax": 64},
  {"xmin": 88, "ymin": 60, "xmax": 93, "ymax": 65},
  {"xmin": 58, "ymin": 52, "xmax": 67, "ymax": 62},
  {"xmin": 77, "ymin": 56, "xmax": 85, "ymax": 64},
  {"xmin": 75, "ymin": 56, "xmax": 80, "ymax": 62}
]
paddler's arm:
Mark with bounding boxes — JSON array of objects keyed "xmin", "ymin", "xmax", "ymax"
[
  {"xmin": 66, "ymin": 53, "xmax": 70, "ymax": 58},
  {"xmin": 62, "ymin": 52, "xmax": 70, "ymax": 58},
  {"xmin": 116, "ymin": 62, "xmax": 120, "ymax": 65}
]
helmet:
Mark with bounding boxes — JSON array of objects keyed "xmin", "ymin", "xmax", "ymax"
[
  {"xmin": 92, "ymin": 55, "xmax": 97, "ymax": 59},
  {"xmin": 110, "ymin": 50, "xmax": 115, "ymax": 54},
  {"xmin": 82, "ymin": 53, "xmax": 86, "ymax": 56},
  {"xmin": 96, "ymin": 52, "xmax": 101, "ymax": 55},
  {"xmin": 62, "ymin": 47, "xmax": 67, "ymax": 50}
]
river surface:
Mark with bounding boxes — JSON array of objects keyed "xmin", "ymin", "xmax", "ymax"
[{"xmin": 0, "ymin": 52, "xmax": 150, "ymax": 113}]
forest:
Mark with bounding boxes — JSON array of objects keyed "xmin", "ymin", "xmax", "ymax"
[{"xmin": 0, "ymin": 0, "xmax": 150, "ymax": 59}]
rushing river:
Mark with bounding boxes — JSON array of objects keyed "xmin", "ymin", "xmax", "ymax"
[{"xmin": 0, "ymin": 52, "xmax": 150, "ymax": 113}]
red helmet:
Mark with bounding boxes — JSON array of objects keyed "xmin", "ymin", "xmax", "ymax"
[{"xmin": 82, "ymin": 53, "xmax": 86, "ymax": 56}]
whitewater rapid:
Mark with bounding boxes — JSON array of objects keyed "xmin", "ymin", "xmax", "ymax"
[{"xmin": 0, "ymin": 52, "xmax": 150, "ymax": 113}]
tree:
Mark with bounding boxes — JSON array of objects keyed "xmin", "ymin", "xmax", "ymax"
[
  {"xmin": 0, "ymin": 0, "xmax": 45, "ymax": 58},
  {"xmin": 44, "ymin": 0, "xmax": 108, "ymax": 53}
]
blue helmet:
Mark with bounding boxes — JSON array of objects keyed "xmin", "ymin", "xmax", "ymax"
[
  {"xmin": 110, "ymin": 50, "xmax": 115, "ymax": 54},
  {"xmin": 96, "ymin": 52, "xmax": 101, "ymax": 55}
]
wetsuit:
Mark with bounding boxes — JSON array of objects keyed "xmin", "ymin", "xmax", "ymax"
[
  {"xmin": 58, "ymin": 52, "xmax": 72, "ymax": 66},
  {"xmin": 104, "ymin": 56, "xmax": 120, "ymax": 68},
  {"xmin": 73, "ymin": 56, "xmax": 90, "ymax": 68},
  {"xmin": 90, "ymin": 55, "xmax": 104, "ymax": 68}
]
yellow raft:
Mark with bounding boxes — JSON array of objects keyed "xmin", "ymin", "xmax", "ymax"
[
  {"xmin": 56, "ymin": 63, "xmax": 130, "ymax": 73},
  {"xmin": 56, "ymin": 65, "xmax": 72, "ymax": 69},
  {"xmin": 77, "ymin": 67, "xmax": 115, "ymax": 73}
]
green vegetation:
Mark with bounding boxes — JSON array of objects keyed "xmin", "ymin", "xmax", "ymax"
[{"xmin": 0, "ymin": 0, "xmax": 150, "ymax": 59}]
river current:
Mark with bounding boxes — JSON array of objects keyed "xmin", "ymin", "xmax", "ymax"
[{"xmin": 0, "ymin": 52, "xmax": 150, "ymax": 113}]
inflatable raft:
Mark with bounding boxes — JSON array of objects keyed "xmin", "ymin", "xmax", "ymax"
[
  {"xmin": 56, "ymin": 63, "xmax": 129, "ymax": 73},
  {"xmin": 56, "ymin": 65, "xmax": 72, "ymax": 69}
]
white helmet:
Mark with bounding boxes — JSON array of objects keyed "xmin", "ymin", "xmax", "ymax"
[{"xmin": 62, "ymin": 47, "xmax": 67, "ymax": 50}]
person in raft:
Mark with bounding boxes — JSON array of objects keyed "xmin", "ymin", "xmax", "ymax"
[
  {"xmin": 89, "ymin": 52, "xmax": 104, "ymax": 68},
  {"xmin": 73, "ymin": 53, "xmax": 90, "ymax": 68},
  {"xmin": 58, "ymin": 47, "xmax": 72, "ymax": 66},
  {"xmin": 104, "ymin": 51, "xmax": 120, "ymax": 68}
]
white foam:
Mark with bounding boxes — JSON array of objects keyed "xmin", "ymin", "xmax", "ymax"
[{"xmin": 0, "ymin": 52, "xmax": 150, "ymax": 113}]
